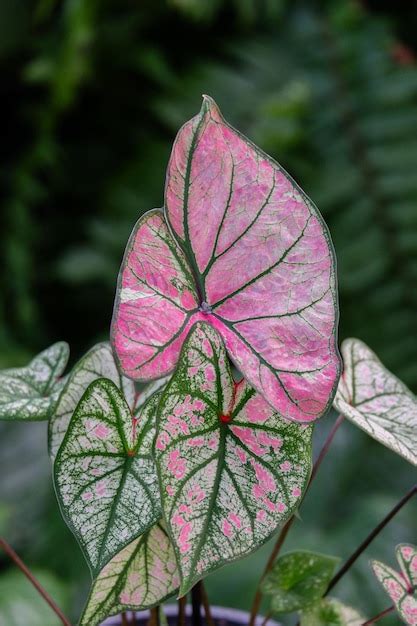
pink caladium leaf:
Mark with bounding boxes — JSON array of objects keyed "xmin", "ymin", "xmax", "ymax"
[
  {"xmin": 80, "ymin": 523, "xmax": 179, "ymax": 626},
  {"xmin": 154, "ymin": 322, "xmax": 313, "ymax": 595},
  {"xmin": 372, "ymin": 556, "xmax": 417, "ymax": 625},
  {"xmin": 397, "ymin": 545, "xmax": 417, "ymax": 591},
  {"xmin": 112, "ymin": 96, "xmax": 340, "ymax": 423},
  {"xmin": 334, "ymin": 338, "xmax": 417, "ymax": 466},
  {"xmin": 54, "ymin": 379, "xmax": 162, "ymax": 577}
]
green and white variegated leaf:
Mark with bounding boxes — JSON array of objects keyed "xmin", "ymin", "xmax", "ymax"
[
  {"xmin": 155, "ymin": 322, "xmax": 313, "ymax": 595},
  {"xmin": 397, "ymin": 544, "xmax": 417, "ymax": 590},
  {"xmin": 372, "ymin": 559, "xmax": 417, "ymax": 625},
  {"xmin": 54, "ymin": 378, "xmax": 162, "ymax": 577},
  {"xmin": 0, "ymin": 342, "xmax": 69, "ymax": 421},
  {"xmin": 80, "ymin": 523, "xmax": 179, "ymax": 626},
  {"xmin": 49, "ymin": 341, "xmax": 168, "ymax": 462},
  {"xmin": 334, "ymin": 338, "xmax": 417, "ymax": 466},
  {"xmin": 262, "ymin": 551, "xmax": 339, "ymax": 614},
  {"xmin": 300, "ymin": 598, "xmax": 365, "ymax": 626}
]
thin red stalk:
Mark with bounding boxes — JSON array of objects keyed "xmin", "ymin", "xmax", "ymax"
[
  {"xmin": 260, "ymin": 611, "xmax": 271, "ymax": 626},
  {"xmin": 178, "ymin": 595, "xmax": 187, "ymax": 626},
  {"xmin": 121, "ymin": 613, "xmax": 129, "ymax": 626},
  {"xmin": 362, "ymin": 605, "xmax": 395, "ymax": 625},
  {"xmin": 248, "ymin": 414, "xmax": 345, "ymax": 626},
  {"xmin": 191, "ymin": 582, "xmax": 203, "ymax": 626},
  {"xmin": 201, "ymin": 581, "xmax": 215, "ymax": 626},
  {"xmin": 0, "ymin": 537, "xmax": 72, "ymax": 626},
  {"xmin": 326, "ymin": 483, "xmax": 417, "ymax": 594}
]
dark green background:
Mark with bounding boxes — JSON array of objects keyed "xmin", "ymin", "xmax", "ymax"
[{"xmin": 0, "ymin": 1, "xmax": 416, "ymax": 624}]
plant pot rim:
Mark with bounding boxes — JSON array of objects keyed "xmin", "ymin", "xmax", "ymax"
[{"xmin": 102, "ymin": 604, "xmax": 281, "ymax": 625}]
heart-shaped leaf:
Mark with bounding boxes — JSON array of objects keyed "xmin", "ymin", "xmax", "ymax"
[
  {"xmin": 0, "ymin": 342, "xmax": 69, "ymax": 421},
  {"xmin": 262, "ymin": 551, "xmax": 339, "ymax": 614},
  {"xmin": 372, "ymin": 558, "xmax": 417, "ymax": 625},
  {"xmin": 112, "ymin": 96, "xmax": 340, "ymax": 423},
  {"xmin": 54, "ymin": 378, "xmax": 162, "ymax": 577},
  {"xmin": 80, "ymin": 523, "xmax": 179, "ymax": 626},
  {"xmin": 300, "ymin": 598, "xmax": 365, "ymax": 626},
  {"xmin": 154, "ymin": 322, "xmax": 313, "ymax": 595},
  {"xmin": 49, "ymin": 341, "xmax": 167, "ymax": 461},
  {"xmin": 397, "ymin": 544, "xmax": 417, "ymax": 589},
  {"xmin": 334, "ymin": 338, "xmax": 417, "ymax": 466},
  {"xmin": 49, "ymin": 342, "xmax": 135, "ymax": 461}
]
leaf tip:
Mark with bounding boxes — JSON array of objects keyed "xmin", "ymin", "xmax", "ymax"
[{"xmin": 201, "ymin": 94, "xmax": 222, "ymax": 119}]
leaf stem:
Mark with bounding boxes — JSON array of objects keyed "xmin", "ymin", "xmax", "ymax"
[
  {"xmin": 260, "ymin": 611, "xmax": 271, "ymax": 626},
  {"xmin": 325, "ymin": 483, "xmax": 417, "ymax": 594},
  {"xmin": 362, "ymin": 605, "xmax": 395, "ymax": 625},
  {"xmin": 201, "ymin": 581, "xmax": 215, "ymax": 626},
  {"xmin": 191, "ymin": 581, "xmax": 203, "ymax": 626},
  {"xmin": 0, "ymin": 537, "xmax": 72, "ymax": 626},
  {"xmin": 121, "ymin": 613, "xmax": 129, "ymax": 626},
  {"xmin": 248, "ymin": 414, "xmax": 345, "ymax": 626},
  {"xmin": 178, "ymin": 595, "xmax": 187, "ymax": 626}
]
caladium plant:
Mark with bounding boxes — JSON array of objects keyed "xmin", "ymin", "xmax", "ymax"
[
  {"xmin": 111, "ymin": 95, "xmax": 341, "ymax": 423},
  {"xmin": 0, "ymin": 97, "xmax": 415, "ymax": 626},
  {"xmin": 372, "ymin": 544, "xmax": 417, "ymax": 625}
]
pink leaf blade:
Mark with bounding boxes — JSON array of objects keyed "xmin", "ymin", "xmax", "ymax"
[
  {"xmin": 155, "ymin": 322, "xmax": 313, "ymax": 595},
  {"xmin": 397, "ymin": 544, "xmax": 417, "ymax": 590},
  {"xmin": 111, "ymin": 209, "xmax": 200, "ymax": 381},
  {"xmin": 165, "ymin": 96, "xmax": 340, "ymax": 421},
  {"xmin": 372, "ymin": 559, "xmax": 417, "ymax": 625}
]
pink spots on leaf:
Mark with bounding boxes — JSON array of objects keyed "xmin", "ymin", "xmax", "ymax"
[
  {"xmin": 208, "ymin": 437, "xmax": 218, "ymax": 450},
  {"xmin": 95, "ymin": 480, "xmax": 108, "ymax": 498},
  {"xmin": 166, "ymin": 485, "xmax": 174, "ymax": 496},
  {"xmin": 244, "ymin": 395, "xmax": 274, "ymax": 424},
  {"xmin": 186, "ymin": 484, "xmax": 206, "ymax": 507},
  {"xmin": 205, "ymin": 365, "xmax": 216, "ymax": 383},
  {"xmin": 229, "ymin": 513, "xmax": 242, "ymax": 529},
  {"xmin": 222, "ymin": 519, "xmax": 233, "ymax": 538},
  {"xmin": 387, "ymin": 579, "xmax": 404, "ymax": 602},
  {"xmin": 258, "ymin": 431, "xmax": 282, "ymax": 450},
  {"xmin": 292, "ymin": 487, "xmax": 301, "ymax": 497},
  {"xmin": 256, "ymin": 510, "xmax": 267, "ymax": 523},
  {"xmin": 82, "ymin": 491, "xmax": 93, "ymax": 502},
  {"xmin": 178, "ymin": 522, "xmax": 192, "ymax": 554},
  {"xmin": 252, "ymin": 460, "xmax": 276, "ymax": 492},
  {"xmin": 172, "ymin": 514, "xmax": 186, "ymax": 528},
  {"xmin": 280, "ymin": 461, "xmax": 291, "ymax": 472},
  {"xmin": 156, "ymin": 431, "xmax": 171, "ymax": 451},
  {"xmin": 188, "ymin": 437, "xmax": 205, "ymax": 447},
  {"xmin": 167, "ymin": 450, "xmax": 187, "ymax": 479},
  {"xmin": 202, "ymin": 338, "xmax": 213, "ymax": 358},
  {"xmin": 236, "ymin": 448, "xmax": 247, "ymax": 464},
  {"xmin": 120, "ymin": 592, "xmax": 130, "ymax": 605}
]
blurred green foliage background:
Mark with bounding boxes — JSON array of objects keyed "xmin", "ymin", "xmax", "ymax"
[{"xmin": 0, "ymin": 0, "xmax": 416, "ymax": 624}]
